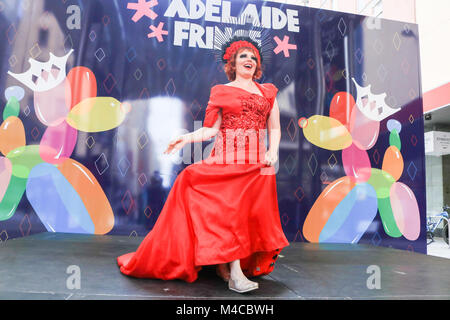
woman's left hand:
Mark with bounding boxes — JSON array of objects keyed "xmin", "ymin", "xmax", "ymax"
[{"xmin": 264, "ymin": 150, "xmax": 278, "ymax": 166}]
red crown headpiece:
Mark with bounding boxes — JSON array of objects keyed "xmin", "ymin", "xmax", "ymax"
[{"xmin": 221, "ymin": 37, "xmax": 262, "ymax": 65}]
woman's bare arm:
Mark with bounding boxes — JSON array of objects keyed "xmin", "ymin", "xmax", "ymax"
[
  {"xmin": 164, "ymin": 110, "xmax": 222, "ymax": 154},
  {"xmin": 267, "ymin": 99, "xmax": 281, "ymax": 153},
  {"xmin": 183, "ymin": 109, "xmax": 222, "ymax": 143},
  {"xmin": 263, "ymin": 98, "xmax": 281, "ymax": 166}
]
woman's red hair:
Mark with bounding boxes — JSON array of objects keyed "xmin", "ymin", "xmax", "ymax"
[{"xmin": 224, "ymin": 47, "xmax": 262, "ymax": 81}]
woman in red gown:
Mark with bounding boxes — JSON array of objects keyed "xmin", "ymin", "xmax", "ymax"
[{"xmin": 117, "ymin": 37, "xmax": 289, "ymax": 293}]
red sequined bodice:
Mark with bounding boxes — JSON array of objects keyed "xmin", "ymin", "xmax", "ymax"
[
  {"xmin": 202, "ymin": 83, "xmax": 278, "ymax": 163},
  {"xmin": 214, "ymin": 93, "xmax": 270, "ymax": 157},
  {"xmin": 221, "ymin": 93, "xmax": 271, "ymax": 131}
]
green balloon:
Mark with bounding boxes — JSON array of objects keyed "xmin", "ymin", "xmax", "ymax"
[
  {"xmin": 389, "ymin": 129, "xmax": 401, "ymax": 151},
  {"xmin": 367, "ymin": 168, "xmax": 395, "ymax": 199},
  {"xmin": 378, "ymin": 197, "xmax": 402, "ymax": 237},
  {"xmin": 0, "ymin": 174, "xmax": 27, "ymax": 221},
  {"xmin": 7, "ymin": 145, "xmax": 43, "ymax": 179},
  {"xmin": 3, "ymin": 96, "xmax": 20, "ymax": 121}
]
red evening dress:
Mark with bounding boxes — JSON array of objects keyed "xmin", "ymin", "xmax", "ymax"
[{"xmin": 117, "ymin": 81, "xmax": 289, "ymax": 283}]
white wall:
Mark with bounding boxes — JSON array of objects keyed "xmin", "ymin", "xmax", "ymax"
[
  {"xmin": 415, "ymin": 0, "xmax": 450, "ymax": 92},
  {"xmin": 426, "ymin": 155, "xmax": 444, "ymax": 215},
  {"xmin": 382, "ymin": 0, "xmax": 415, "ymax": 23}
]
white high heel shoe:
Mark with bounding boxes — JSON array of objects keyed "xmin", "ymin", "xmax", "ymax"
[{"xmin": 228, "ymin": 278, "xmax": 259, "ymax": 293}]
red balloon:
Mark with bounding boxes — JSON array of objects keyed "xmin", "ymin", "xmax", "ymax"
[
  {"xmin": 329, "ymin": 92, "xmax": 355, "ymax": 128},
  {"xmin": 65, "ymin": 67, "xmax": 97, "ymax": 110}
]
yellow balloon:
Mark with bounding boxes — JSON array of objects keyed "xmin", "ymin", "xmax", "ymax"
[
  {"xmin": 301, "ymin": 115, "xmax": 352, "ymax": 150},
  {"xmin": 66, "ymin": 97, "xmax": 131, "ymax": 132}
]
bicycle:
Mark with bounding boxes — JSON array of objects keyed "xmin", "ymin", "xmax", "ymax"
[{"xmin": 426, "ymin": 205, "xmax": 449, "ymax": 245}]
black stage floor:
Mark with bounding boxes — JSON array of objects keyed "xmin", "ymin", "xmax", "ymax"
[{"xmin": 0, "ymin": 232, "xmax": 449, "ymax": 300}]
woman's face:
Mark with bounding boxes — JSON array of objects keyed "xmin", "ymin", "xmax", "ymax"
[{"xmin": 234, "ymin": 48, "xmax": 258, "ymax": 79}]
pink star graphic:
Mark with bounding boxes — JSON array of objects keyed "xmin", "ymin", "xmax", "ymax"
[
  {"xmin": 127, "ymin": 0, "xmax": 158, "ymax": 22},
  {"xmin": 148, "ymin": 22, "xmax": 168, "ymax": 42},
  {"xmin": 273, "ymin": 36, "xmax": 297, "ymax": 58}
]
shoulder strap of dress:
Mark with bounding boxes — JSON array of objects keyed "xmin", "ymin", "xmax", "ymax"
[
  {"xmin": 262, "ymin": 83, "xmax": 278, "ymax": 98},
  {"xmin": 257, "ymin": 82, "xmax": 278, "ymax": 107}
]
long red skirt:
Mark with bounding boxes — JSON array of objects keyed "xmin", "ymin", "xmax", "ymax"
[{"xmin": 117, "ymin": 151, "xmax": 289, "ymax": 283}]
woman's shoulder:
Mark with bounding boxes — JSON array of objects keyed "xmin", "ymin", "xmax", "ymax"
[
  {"xmin": 209, "ymin": 83, "xmax": 240, "ymax": 96},
  {"xmin": 209, "ymin": 82, "xmax": 278, "ymax": 96},
  {"xmin": 212, "ymin": 82, "xmax": 234, "ymax": 89},
  {"xmin": 210, "ymin": 83, "xmax": 229, "ymax": 94},
  {"xmin": 259, "ymin": 82, "xmax": 278, "ymax": 91},
  {"xmin": 212, "ymin": 82, "xmax": 277, "ymax": 90}
]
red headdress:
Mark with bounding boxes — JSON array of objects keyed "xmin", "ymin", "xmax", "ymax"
[{"xmin": 221, "ymin": 36, "xmax": 262, "ymax": 65}]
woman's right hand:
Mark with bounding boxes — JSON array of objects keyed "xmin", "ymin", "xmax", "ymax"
[{"xmin": 164, "ymin": 135, "xmax": 188, "ymax": 155}]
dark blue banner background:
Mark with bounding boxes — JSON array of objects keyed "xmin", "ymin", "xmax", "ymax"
[{"xmin": 0, "ymin": 0, "xmax": 426, "ymax": 254}]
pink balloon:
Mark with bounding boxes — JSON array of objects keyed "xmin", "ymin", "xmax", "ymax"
[
  {"xmin": 342, "ymin": 143, "xmax": 371, "ymax": 183},
  {"xmin": 349, "ymin": 106, "xmax": 380, "ymax": 150},
  {"xmin": 39, "ymin": 120, "xmax": 78, "ymax": 164},
  {"xmin": 34, "ymin": 69, "xmax": 72, "ymax": 127},
  {"xmin": 0, "ymin": 157, "xmax": 12, "ymax": 201},
  {"xmin": 390, "ymin": 182, "xmax": 421, "ymax": 241}
]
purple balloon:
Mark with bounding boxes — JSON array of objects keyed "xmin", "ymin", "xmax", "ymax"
[
  {"xmin": 342, "ymin": 143, "xmax": 371, "ymax": 183},
  {"xmin": 39, "ymin": 120, "xmax": 77, "ymax": 164}
]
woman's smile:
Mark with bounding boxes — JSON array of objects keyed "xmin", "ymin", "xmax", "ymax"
[
  {"xmin": 236, "ymin": 49, "xmax": 257, "ymax": 75},
  {"xmin": 243, "ymin": 62, "xmax": 254, "ymax": 70}
]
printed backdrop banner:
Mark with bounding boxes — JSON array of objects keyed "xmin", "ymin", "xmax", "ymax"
[{"xmin": 0, "ymin": 0, "xmax": 426, "ymax": 254}]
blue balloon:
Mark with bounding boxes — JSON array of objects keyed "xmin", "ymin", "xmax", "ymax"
[
  {"xmin": 4, "ymin": 86, "xmax": 25, "ymax": 102},
  {"xmin": 26, "ymin": 163, "xmax": 95, "ymax": 233},
  {"xmin": 318, "ymin": 185, "xmax": 357, "ymax": 242},
  {"xmin": 320, "ymin": 183, "xmax": 378, "ymax": 243},
  {"xmin": 386, "ymin": 119, "xmax": 402, "ymax": 134}
]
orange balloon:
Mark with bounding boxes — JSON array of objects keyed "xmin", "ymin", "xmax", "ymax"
[
  {"xmin": 302, "ymin": 176, "xmax": 356, "ymax": 242},
  {"xmin": 381, "ymin": 146, "xmax": 403, "ymax": 181},
  {"xmin": 65, "ymin": 66, "xmax": 97, "ymax": 110},
  {"xmin": 57, "ymin": 158, "xmax": 114, "ymax": 234},
  {"xmin": 0, "ymin": 116, "xmax": 26, "ymax": 156},
  {"xmin": 329, "ymin": 92, "xmax": 356, "ymax": 128}
]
